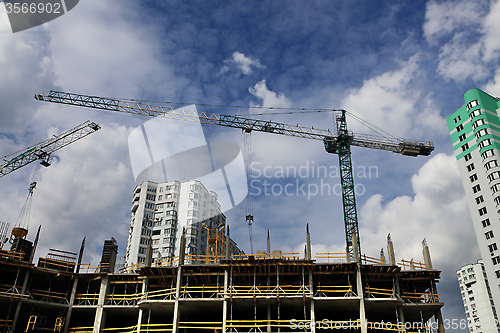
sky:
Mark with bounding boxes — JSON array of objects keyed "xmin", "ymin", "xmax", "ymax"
[{"xmin": 1, "ymin": 0, "xmax": 500, "ymax": 327}]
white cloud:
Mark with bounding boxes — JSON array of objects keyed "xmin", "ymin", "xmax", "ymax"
[
  {"xmin": 483, "ymin": 68, "xmax": 500, "ymax": 95},
  {"xmin": 221, "ymin": 51, "xmax": 263, "ymax": 75},
  {"xmin": 423, "ymin": 0, "xmax": 484, "ymax": 43},
  {"xmin": 249, "ymin": 79, "xmax": 292, "ymax": 109},
  {"xmin": 482, "ymin": 0, "xmax": 500, "ymax": 62},
  {"xmin": 359, "ymin": 153, "xmax": 477, "ymax": 270},
  {"xmin": 436, "ymin": 34, "xmax": 488, "ymax": 82},
  {"xmin": 424, "ymin": 0, "xmax": 500, "ymax": 83},
  {"xmin": 340, "ymin": 54, "xmax": 446, "ymax": 138}
]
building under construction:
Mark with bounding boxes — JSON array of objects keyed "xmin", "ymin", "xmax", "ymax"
[{"xmin": 0, "ymin": 227, "xmax": 444, "ymax": 333}]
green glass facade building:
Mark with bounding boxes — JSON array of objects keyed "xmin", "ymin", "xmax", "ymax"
[{"xmin": 447, "ymin": 89, "xmax": 500, "ymax": 324}]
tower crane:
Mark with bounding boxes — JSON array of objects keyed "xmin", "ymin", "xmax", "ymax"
[
  {"xmin": 0, "ymin": 120, "xmax": 101, "ymax": 178},
  {"xmin": 1, "ymin": 119, "xmax": 100, "ymax": 244},
  {"xmin": 34, "ymin": 91, "xmax": 434, "ymax": 258}
]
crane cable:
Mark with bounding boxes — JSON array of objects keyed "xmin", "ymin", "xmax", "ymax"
[
  {"xmin": 15, "ymin": 162, "xmax": 41, "ymax": 231},
  {"xmin": 244, "ymin": 130, "xmax": 254, "ymax": 254}
]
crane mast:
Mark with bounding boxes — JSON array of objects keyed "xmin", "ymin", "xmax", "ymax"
[{"xmin": 35, "ymin": 90, "xmax": 434, "ymax": 259}]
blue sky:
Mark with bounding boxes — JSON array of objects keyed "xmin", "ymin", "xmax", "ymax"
[{"xmin": 1, "ymin": 0, "xmax": 500, "ymax": 327}]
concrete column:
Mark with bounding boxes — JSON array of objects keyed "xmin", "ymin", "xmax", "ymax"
[
  {"xmin": 137, "ymin": 309, "xmax": 144, "ymax": 330},
  {"xmin": 172, "ymin": 229, "xmax": 186, "ymax": 333},
  {"xmin": 93, "ymin": 275, "xmax": 109, "ymax": 333},
  {"xmin": 63, "ymin": 276, "xmax": 79, "ymax": 333},
  {"xmin": 356, "ymin": 263, "xmax": 367, "ymax": 333},
  {"xmin": 225, "ymin": 226, "xmax": 230, "ymax": 260},
  {"xmin": 308, "ymin": 267, "xmax": 316, "ymax": 333},
  {"xmin": 267, "ymin": 230, "xmax": 271, "ymax": 257},
  {"xmin": 434, "ymin": 309, "xmax": 445, "ymax": 333},
  {"xmin": 306, "ymin": 224, "xmax": 312, "ymax": 261},
  {"xmin": 11, "ymin": 268, "xmax": 30, "ymax": 333},
  {"xmin": 422, "ymin": 239, "xmax": 433, "ymax": 270},
  {"xmin": 223, "ymin": 269, "xmax": 228, "ymax": 332},
  {"xmin": 393, "ymin": 276, "xmax": 405, "ymax": 330},
  {"xmin": 387, "ymin": 234, "xmax": 396, "ymax": 266},
  {"xmin": 352, "ymin": 231, "xmax": 360, "ymax": 263},
  {"xmin": 264, "ymin": 261, "xmax": 270, "ymax": 333},
  {"xmin": 137, "ymin": 277, "xmax": 148, "ymax": 331}
]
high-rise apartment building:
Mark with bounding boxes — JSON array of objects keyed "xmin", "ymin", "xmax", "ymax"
[
  {"xmin": 447, "ymin": 88, "xmax": 500, "ymax": 305},
  {"xmin": 457, "ymin": 260, "xmax": 499, "ymax": 331},
  {"xmin": 125, "ymin": 180, "xmax": 243, "ymax": 267}
]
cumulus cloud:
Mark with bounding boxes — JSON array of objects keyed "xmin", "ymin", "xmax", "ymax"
[
  {"xmin": 423, "ymin": 0, "xmax": 485, "ymax": 43},
  {"xmin": 359, "ymin": 153, "xmax": 477, "ymax": 275},
  {"xmin": 249, "ymin": 79, "xmax": 292, "ymax": 109},
  {"xmin": 340, "ymin": 54, "xmax": 446, "ymax": 138},
  {"xmin": 424, "ymin": 0, "xmax": 500, "ymax": 83},
  {"xmin": 220, "ymin": 51, "xmax": 264, "ymax": 75}
]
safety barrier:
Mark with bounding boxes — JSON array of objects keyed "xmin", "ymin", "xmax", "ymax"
[
  {"xmin": 402, "ymin": 291, "xmax": 441, "ymax": 303},
  {"xmin": 315, "ymin": 285, "xmax": 355, "ymax": 297},
  {"xmin": 315, "ymin": 252, "xmax": 348, "ymax": 263},
  {"xmin": 228, "ymin": 284, "xmax": 310, "ymax": 298},
  {"xmin": 75, "ymin": 293, "xmax": 100, "ymax": 305},
  {"xmin": 365, "ymin": 287, "xmax": 395, "ymax": 298},
  {"xmin": 178, "ymin": 321, "xmax": 222, "ymax": 330},
  {"xmin": 398, "ymin": 259, "xmax": 429, "ymax": 271},
  {"xmin": 0, "ymin": 249, "xmax": 24, "ymax": 261},
  {"xmin": 179, "ymin": 285, "xmax": 224, "ymax": 299},
  {"xmin": 361, "ymin": 254, "xmax": 386, "ymax": 265}
]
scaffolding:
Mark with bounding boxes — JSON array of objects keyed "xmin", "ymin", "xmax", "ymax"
[{"xmin": 0, "ymin": 235, "xmax": 445, "ymax": 333}]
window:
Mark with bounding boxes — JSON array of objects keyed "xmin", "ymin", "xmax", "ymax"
[
  {"xmin": 478, "ymin": 139, "xmax": 492, "ymax": 149},
  {"xmin": 470, "ymin": 174, "xmax": 478, "ymax": 182},
  {"xmin": 479, "ymin": 207, "xmax": 487, "ymax": 216},
  {"xmin": 467, "ymin": 100, "xmax": 480, "ymax": 111},
  {"xmin": 486, "ymin": 160, "xmax": 499, "ymax": 171},
  {"xmin": 159, "ymin": 187, "xmax": 163, "ymax": 192},
  {"xmin": 472, "ymin": 184, "xmax": 481, "ymax": 193},
  {"xmin": 482, "ymin": 219, "xmax": 491, "ymax": 227},
  {"xmin": 482, "ymin": 149, "xmax": 495, "ymax": 160},
  {"xmin": 487, "ymin": 171, "xmax": 500, "ymax": 182},
  {"xmin": 152, "ymin": 229, "xmax": 161, "ymax": 236},
  {"xmin": 469, "ymin": 108, "xmax": 482, "ymax": 119},
  {"xmin": 472, "ymin": 118, "xmax": 486, "ymax": 130},
  {"xmin": 476, "ymin": 195, "xmax": 484, "ymax": 204},
  {"xmin": 496, "ymin": 270, "xmax": 500, "ymax": 278},
  {"xmin": 152, "ymin": 239, "xmax": 160, "ymax": 245},
  {"xmin": 493, "ymin": 256, "xmax": 500, "ymax": 265},
  {"xmin": 464, "ymin": 153, "xmax": 472, "ymax": 161},
  {"xmin": 158, "ymin": 195, "xmax": 162, "ymax": 200},
  {"xmin": 462, "ymin": 142, "xmax": 470, "ymax": 152},
  {"xmin": 468, "ymin": 290, "xmax": 473, "ymax": 295},
  {"xmin": 495, "ymin": 196, "xmax": 500, "ymax": 205},
  {"xmin": 459, "ymin": 134, "xmax": 467, "ymax": 141},
  {"xmin": 486, "ymin": 230, "xmax": 494, "ymax": 240},
  {"xmin": 467, "ymin": 163, "xmax": 475, "ymax": 172},
  {"xmin": 489, "ymin": 243, "xmax": 498, "ymax": 252},
  {"xmin": 456, "ymin": 124, "xmax": 464, "ymax": 132},
  {"xmin": 475, "ymin": 128, "xmax": 489, "ymax": 139}
]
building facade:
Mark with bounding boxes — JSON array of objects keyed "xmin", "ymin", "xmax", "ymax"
[
  {"xmin": 1, "ymin": 231, "xmax": 445, "ymax": 333},
  {"xmin": 457, "ymin": 260, "xmax": 499, "ymax": 332},
  {"xmin": 447, "ymin": 88, "xmax": 500, "ymax": 306},
  {"xmin": 126, "ymin": 180, "xmax": 242, "ymax": 267}
]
